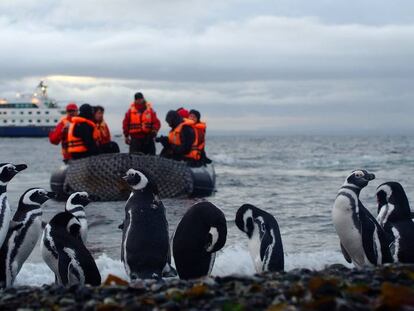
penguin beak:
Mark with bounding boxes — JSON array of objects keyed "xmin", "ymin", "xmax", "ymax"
[
  {"xmin": 366, "ymin": 173, "xmax": 375, "ymax": 181},
  {"xmin": 14, "ymin": 164, "xmax": 27, "ymax": 172},
  {"xmin": 46, "ymin": 191, "xmax": 56, "ymax": 199},
  {"xmin": 88, "ymin": 194, "xmax": 99, "ymax": 201}
]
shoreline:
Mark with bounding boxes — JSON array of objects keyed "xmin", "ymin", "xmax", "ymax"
[{"xmin": 1, "ymin": 264, "xmax": 413, "ymax": 310}]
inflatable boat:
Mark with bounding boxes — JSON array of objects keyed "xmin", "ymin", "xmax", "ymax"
[{"xmin": 50, "ymin": 153, "xmax": 216, "ymax": 201}]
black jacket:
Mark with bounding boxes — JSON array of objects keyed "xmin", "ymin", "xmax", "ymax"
[
  {"xmin": 71, "ymin": 111, "xmax": 99, "ymax": 160},
  {"xmin": 170, "ymin": 125, "xmax": 195, "ymax": 158}
]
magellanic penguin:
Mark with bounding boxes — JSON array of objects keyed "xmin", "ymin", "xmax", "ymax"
[
  {"xmin": 173, "ymin": 201, "xmax": 227, "ymax": 280},
  {"xmin": 0, "ymin": 188, "xmax": 54, "ymax": 287},
  {"xmin": 65, "ymin": 191, "xmax": 90, "ymax": 244},
  {"xmin": 41, "ymin": 212, "xmax": 101, "ymax": 286},
  {"xmin": 121, "ymin": 169, "xmax": 170, "ymax": 280},
  {"xmin": 0, "ymin": 163, "xmax": 27, "ymax": 248},
  {"xmin": 332, "ymin": 170, "xmax": 393, "ymax": 267},
  {"xmin": 235, "ymin": 204, "xmax": 284, "ymax": 272},
  {"xmin": 376, "ymin": 182, "xmax": 414, "ymax": 263}
]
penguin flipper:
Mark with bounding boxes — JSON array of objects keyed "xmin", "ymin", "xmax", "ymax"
[
  {"xmin": 340, "ymin": 243, "xmax": 352, "ymax": 263},
  {"xmin": 359, "ymin": 205, "xmax": 378, "ymax": 265},
  {"xmin": 57, "ymin": 250, "xmax": 71, "ymax": 286},
  {"xmin": 9, "ymin": 221, "xmax": 24, "ymax": 231}
]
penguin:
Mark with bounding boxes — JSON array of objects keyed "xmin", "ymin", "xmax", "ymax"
[
  {"xmin": 0, "ymin": 163, "xmax": 27, "ymax": 248},
  {"xmin": 41, "ymin": 212, "xmax": 101, "ymax": 286},
  {"xmin": 376, "ymin": 182, "xmax": 414, "ymax": 263},
  {"xmin": 332, "ymin": 169, "xmax": 393, "ymax": 268},
  {"xmin": 65, "ymin": 191, "xmax": 90, "ymax": 244},
  {"xmin": 121, "ymin": 169, "xmax": 170, "ymax": 280},
  {"xmin": 173, "ymin": 201, "xmax": 227, "ymax": 280},
  {"xmin": 235, "ymin": 204, "xmax": 284, "ymax": 272},
  {"xmin": 0, "ymin": 188, "xmax": 54, "ymax": 287}
]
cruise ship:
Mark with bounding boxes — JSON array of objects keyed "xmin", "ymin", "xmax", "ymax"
[{"xmin": 0, "ymin": 81, "xmax": 66, "ymax": 137}]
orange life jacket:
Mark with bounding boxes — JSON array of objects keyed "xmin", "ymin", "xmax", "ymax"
[
  {"xmin": 67, "ymin": 117, "xmax": 99, "ymax": 154},
  {"xmin": 128, "ymin": 102, "xmax": 154, "ymax": 135},
  {"xmin": 194, "ymin": 121, "xmax": 206, "ymax": 151},
  {"xmin": 168, "ymin": 119, "xmax": 202, "ymax": 161},
  {"xmin": 60, "ymin": 116, "xmax": 72, "ymax": 159},
  {"xmin": 95, "ymin": 121, "xmax": 111, "ymax": 145}
]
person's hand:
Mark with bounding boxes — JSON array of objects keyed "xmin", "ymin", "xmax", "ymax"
[
  {"xmin": 124, "ymin": 136, "xmax": 131, "ymax": 145},
  {"xmin": 156, "ymin": 136, "xmax": 169, "ymax": 147}
]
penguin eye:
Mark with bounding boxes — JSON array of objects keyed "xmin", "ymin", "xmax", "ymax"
[
  {"xmin": 354, "ymin": 171, "xmax": 363, "ymax": 178},
  {"xmin": 7, "ymin": 166, "xmax": 13, "ymax": 171},
  {"xmin": 261, "ymin": 223, "xmax": 266, "ymax": 232}
]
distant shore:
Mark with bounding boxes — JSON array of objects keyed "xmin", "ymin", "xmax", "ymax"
[{"xmin": 1, "ymin": 264, "xmax": 413, "ymax": 310}]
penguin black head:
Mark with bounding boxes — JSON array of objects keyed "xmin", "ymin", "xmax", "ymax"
[
  {"xmin": 235, "ymin": 204, "xmax": 268, "ymax": 239},
  {"xmin": 376, "ymin": 182, "xmax": 411, "ymax": 224},
  {"xmin": 0, "ymin": 163, "xmax": 27, "ymax": 185},
  {"xmin": 19, "ymin": 188, "xmax": 55, "ymax": 206},
  {"xmin": 344, "ymin": 169, "xmax": 375, "ymax": 189},
  {"xmin": 122, "ymin": 169, "xmax": 159, "ymax": 195},
  {"xmin": 49, "ymin": 212, "xmax": 82, "ymax": 237},
  {"xmin": 66, "ymin": 192, "xmax": 90, "ymax": 209},
  {"xmin": 123, "ymin": 169, "xmax": 148, "ymax": 190}
]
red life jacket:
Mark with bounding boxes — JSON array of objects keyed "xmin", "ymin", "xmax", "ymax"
[
  {"xmin": 128, "ymin": 102, "xmax": 154, "ymax": 135},
  {"xmin": 67, "ymin": 117, "xmax": 99, "ymax": 154},
  {"xmin": 168, "ymin": 119, "xmax": 202, "ymax": 161}
]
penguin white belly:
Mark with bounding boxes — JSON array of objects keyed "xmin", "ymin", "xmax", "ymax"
[
  {"xmin": 11, "ymin": 219, "xmax": 42, "ymax": 280},
  {"xmin": 79, "ymin": 219, "xmax": 88, "ymax": 244},
  {"xmin": 41, "ymin": 226, "xmax": 59, "ymax": 280},
  {"xmin": 0, "ymin": 197, "xmax": 11, "ymax": 246},
  {"xmin": 248, "ymin": 229, "xmax": 263, "ymax": 273},
  {"xmin": 332, "ymin": 200, "xmax": 366, "ymax": 267}
]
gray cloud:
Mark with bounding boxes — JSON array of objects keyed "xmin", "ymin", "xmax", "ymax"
[{"xmin": 0, "ymin": 0, "xmax": 413, "ymax": 133}]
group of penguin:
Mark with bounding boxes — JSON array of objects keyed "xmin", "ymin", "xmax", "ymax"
[
  {"xmin": 4, "ymin": 163, "xmax": 407, "ymax": 288},
  {"xmin": 0, "ymin": 163, "xmax": 285, "ymax": 288},
  {"xmin": 333, "ymin": 169, "xmax": 414, "ymax": 267}
]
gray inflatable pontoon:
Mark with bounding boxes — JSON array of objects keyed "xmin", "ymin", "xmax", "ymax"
[{"xmin": 50, "ymin": 153, "xmax": 216, "ymax": 201}]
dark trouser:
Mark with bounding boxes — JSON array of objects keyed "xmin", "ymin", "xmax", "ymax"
[
  {"xmin": 130, "ymin": 137, "xmax": 156, "ymax": 155},
  {"xmin": 99, "ymin": 141, "xmax": 120, "ymax": 154}
]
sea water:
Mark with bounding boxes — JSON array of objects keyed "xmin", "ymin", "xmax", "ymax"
[{"xmin": 2, "ymin": 135, "xmax": 414, "ymax": 286}]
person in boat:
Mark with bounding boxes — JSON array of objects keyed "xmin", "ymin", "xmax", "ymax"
[
  {"xmin": 67, "ymin": 104, "xmax": 99, "ymax": 160},
  {"xmin": 188, "ymin": 109, "xmax": 212, "ymax": 164},
  {"xmin": 94, "ymin": 105, "xmax": 120, "ymax": 154},
  {"xmin": 157, "ymin": 110, "xmax": 202, "ymax": 166},
  {"xmin": 48, "ymin": 102, "xmax": 78, "ymax": 163},
  {"xmin": 122, "ymin": 92, "xmax": 160, "ymax": 155},
  {"xmin": 176, "ymin": 107, "xmax": 190, "ymax": 119}
]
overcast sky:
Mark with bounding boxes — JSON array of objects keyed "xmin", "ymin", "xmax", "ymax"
[{"xmin": 1, "ymin": 0, "xmax": 413, "ymax": 134}]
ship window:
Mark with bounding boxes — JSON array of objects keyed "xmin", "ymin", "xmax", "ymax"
[
  {"xmin": 45, "ymin": 111, "xmax": 49, "ymax": 115},
  {"xmin": 28, "ymin": 111, "xmax": 32, "ymax": 115},
  {"xmin": 37, "ymin": 111, "xmax": 41, "ymax": 115},
  {"xmin": 3, "ymin": 120, "xmax": 7, "ymax": 123},
  {"xmin": 20, "ymin": 111, "xmax": 24, "ymax": 115},
  {"xmin": 54, "ymin": 119, "xmax": 58, "ymax": 123},
  {"xmin": 46, "ymin": 119, "xmax": 50, "ymax": 123},
  {"xmin": 12, "ymin": 120, "xmax": 15, "ymax": 123},
  {"xmin": 20, "ymin": 120, "xmax": 24, "ymax": 123},
  {"xmin": 11, "ymin": 111, "xmax": 15, "ymax": 115},
  {"xmin": 3, "ymin": 111, "xmax": 6, "ymax": 115},
  {"xmin": 28, "ymin": 120, "xmax": 32, "ymax": 123},
  {"xmin": 37, "ymin": 120, "xmax": 41, "ymax": 123}
]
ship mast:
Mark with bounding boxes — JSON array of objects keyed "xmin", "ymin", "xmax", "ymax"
[{"xmin": 36, "ymin": 81, "xmax": 48, "ymax": 98}]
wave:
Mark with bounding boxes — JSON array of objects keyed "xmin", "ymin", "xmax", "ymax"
[{"xmin": 15, "ymin": 246, "xmax": 352, "ymax": 287}]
